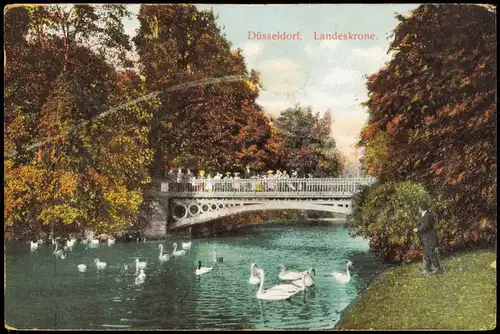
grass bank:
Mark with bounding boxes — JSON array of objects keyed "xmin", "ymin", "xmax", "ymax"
[{"xmin": 336, "ymin": 250, "xmax": 496, "ymax": 330}]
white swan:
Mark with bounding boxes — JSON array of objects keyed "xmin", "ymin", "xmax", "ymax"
[
  {"xmin": 77, "ymin": 264, "xmax": 87, "ymax": 272},
  {"xmin": 249, "ymin": 263, "xmax": 260, "ymax": 285},
  {"xmin": 90, "ymin": 239, "xmax": 99, "ymax": 245},
  {"xmin": 256, "ymin": 269, "xmax": 306, "ymax": 301},
  {"xmin": 195, "ymin": 261, "xmax": 213, "ymax": 275},
  {"xmin": 53, "ymin": 243, "xmax": 64, "ymax": 258},
  {"xmin": 332, "ymin": 260, "xmax": 353, "ymax": 284},
  {"xmin": 158, "ymin": 245, "xmax": 171, "ymax": 262},
  {"xmin": 30, "ymin": 241, "xmax": 38, "ymax": 251},
  {"xmin": 182, "ymin": 241, "xmax": 192, "ymax": 251},
  {"xmin": 278, "ymin": 264, "xmax": 303, "ymax": 280},
  {"xmin": 213, "ymin": 249, "xmax": 223, "ymax": 263},
  {"xmin": 66, "ymin": 238, "xmax": 76, "ymax": 248},
  {"xmin": 135, "ymin": 269, "xmax": 146, "ymax": 285},
  {"xmin": 172, "ymin": 243, "xmax": 186, "ymax": 257},
  {"xmin": 292, "ymin": 269, "xmax": 316, "ymax": 287},
  {"xmin": 107, "ymin": 238, "xmax": 115, "ymax": 245},
  {"xmin": 135, "ymin": 258, "xmax": 147, "ymax": 270},
  {"xmin": 94, "ymin": 259, "xmax": 107, "ymax": 269}
]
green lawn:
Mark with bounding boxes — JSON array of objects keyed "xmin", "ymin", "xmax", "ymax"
[{"xmin": 336, "ymin": 250, "xmax": 496, "ymax": 330}]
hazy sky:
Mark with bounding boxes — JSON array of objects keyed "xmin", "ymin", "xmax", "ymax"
[{"xmin": 121, "ymin": 4, "xmax": 420, "ymax": 163}]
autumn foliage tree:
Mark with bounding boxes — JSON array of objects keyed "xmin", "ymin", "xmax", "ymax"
[
  {"xmin": 134, "ymin": 4, "xmax": 270, "ymax": 175},
  {"xmin": 353, "ymin": 4, "xmax": 496, "ymax": 261},
  {"xmin": 4, "ymin": 5, "xmax": 153, "ymax": 239}
]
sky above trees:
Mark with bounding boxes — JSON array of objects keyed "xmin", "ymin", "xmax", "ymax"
[{"xmin": 120, "ymin": 4, "xmax": 419, "ymax": 164}]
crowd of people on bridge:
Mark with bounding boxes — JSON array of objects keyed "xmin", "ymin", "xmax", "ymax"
[{"xmin": 163, "ymin": 166, "xmax": 338, "ymax": 193}]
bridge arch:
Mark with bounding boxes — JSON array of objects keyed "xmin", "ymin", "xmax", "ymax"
[{"xmin": 170, "ymin": 201, "xmax": 351, "ymax": 230}]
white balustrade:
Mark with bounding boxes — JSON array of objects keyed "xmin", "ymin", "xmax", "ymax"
[{"xmin": 156, "ymin": 177, "xmax": 375, "ymax": 198}]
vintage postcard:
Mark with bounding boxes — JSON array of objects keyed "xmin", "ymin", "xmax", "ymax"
[{"xmin": 4, "ymin": 3, "xmax": 496, "ymax": 331}]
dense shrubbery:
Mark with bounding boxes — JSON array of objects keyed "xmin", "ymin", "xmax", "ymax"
[{"xmin": 348, "ymin": 181, "xmax": 496, "ymax": 262}]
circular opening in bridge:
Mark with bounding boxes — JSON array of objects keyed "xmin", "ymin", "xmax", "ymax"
[
  {"xmin": 225, "ymin": 203, "xmax": 230, "ymax": 208},
  {"xmin": 218, "ymin": 203, "xmax": 224, "ymax": 209},
  {"xmin": 346, "ymin": 204, "xmax": 349, "ymax": 208},
  {"xmin": 201, "ymin": 204, "xmax": 209, "ymax": 212},
  {"xmin": 189, "ymin": 204, "xmax": 199, "ymax": 215},
  {"xmin": 211, "ymin": 204, "xmax": 217, "ymax": 211},
  {"xmin": 172, "ymin": 205, "xmax": 187, "ymax": 220}
]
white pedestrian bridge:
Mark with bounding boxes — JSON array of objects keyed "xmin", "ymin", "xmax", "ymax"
[{"xmin": 147, "ymin": 177, "xmax": 376, "ymax": 231}]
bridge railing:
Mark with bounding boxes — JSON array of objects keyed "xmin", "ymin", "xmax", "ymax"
[{"xmin": 155, "ymin": 177, "xmax": 376, "ymax": 196}]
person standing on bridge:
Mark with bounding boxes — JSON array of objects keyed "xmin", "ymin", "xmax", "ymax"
[{"xmin": 413, "ymin": 202, "xmax": 442, "ymax": 275}]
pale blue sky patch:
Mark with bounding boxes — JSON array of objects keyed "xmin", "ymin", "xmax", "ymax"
[{"xmin": 120, "ymin": 4, "xmax": 420, "ymax": 163}]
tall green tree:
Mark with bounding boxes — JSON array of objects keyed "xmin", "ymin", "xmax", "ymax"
[{"xmin": 271, "ymin": 105, "xmax": 343, "ymax": 176}]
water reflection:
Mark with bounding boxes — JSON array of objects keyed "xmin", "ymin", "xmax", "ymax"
[{"xmin": 5, "ymin": 222, "xmax": 384, "ymax": 330}]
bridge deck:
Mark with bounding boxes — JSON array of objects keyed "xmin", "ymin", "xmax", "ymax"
[{"xmin": 152, "ymin": 177, "xmax": 375, "ymax": 198}]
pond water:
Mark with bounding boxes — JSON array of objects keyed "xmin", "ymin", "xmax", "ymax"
[{"xmin": 5, "ymin": 221, "xmax": 386, "ymax": 330}]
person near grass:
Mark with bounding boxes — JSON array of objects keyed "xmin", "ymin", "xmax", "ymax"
[{"xmin": 413, "ymin": 202, "xmax": 443, "ymax": 275}]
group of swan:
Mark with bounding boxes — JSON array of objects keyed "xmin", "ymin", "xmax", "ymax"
[
  {"xmin": 248, "ymin": 260, "xmax": 354, "ymax": 300},
  {"xmin": 159, "ymin": 241, "xmax": 192, "ymax": 259},
  {"xmin": 74, "ymin": 241, "xmax": 192, "ymax": 275},
  {"xmin": 247, "ymin": 263, "xmax": 312, "ymax": 301},
  {"xmin": 256, "ymin": 268, "xmax": 307, "ymax": 301}
]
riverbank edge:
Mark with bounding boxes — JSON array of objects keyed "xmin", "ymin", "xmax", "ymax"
[
  {"xmin": 334, "ymin": 267, "xmax": 391, "ymax": 330},
  {"xmin": 334, "ymin": 249, "xmax": 497, "ymax": 330}
]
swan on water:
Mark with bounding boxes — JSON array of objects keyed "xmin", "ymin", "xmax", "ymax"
[
  {"xmin": 278, "ymin": 264, "xmax": 303, "ymax": 280},
  {"xmin": 212, "ymin": 249, "xmax": 223, "ymax": 263},
  {"xmin": 135, "ymin": 258, "xmax": 147, "ymax": 270},
  {"xmin": 182, "ymin": 241, "xmax": 192, "ymax": 251},
  {"xmin": 135, "ymin": 269, "xmax": 146, "ymax": 285},
  {"xmin": 332, "ymin": 260, "xmax": 353, "ymax": 284},
  {"xmin": 124, "ymin": 264, "xmax": 129, "ymax": 270},
  {"xmin": 66, "ymin": 238, "xmax": 76, "ymax": 248},
  {"xmin": 77, "ymin": 264, "xmax": 87, "ymax": 272},
  {"xmin": 291, "ymin": 269, "xmax": 316, "ymax": 287},
  {"xmin": 90, "ymin": 239, "xmax": 99, "ymax": 245},
  {"xmin": 107, "ymin": 238, "xmax": 115, "ymax": 245},
  {"xmin": 30, "ymin": 241, "xmax": 38, "ymax": 251},
  {"xmin": 195, "ymin": 261, "xmax": 213, "ymax": 275},
  {"xmin": 172, "ymin": 243, "xmax": 187, "ymax": 257},
  {"xmin": 249, "ymin": 263, "xmax": 260, "ymax": 285},
  {"xmin": 158, "ymin": 245, "xmax": 171, "ymax": 262},
  {"xmin": 94, "ymin": 259, "xmax": 107, "ymax": 269},
  {"xmin": 60, "ymin": 253, "xmax": 66, "ymax": 259},
  {"xmin": 255, "ymin": 269, "xmax": 306, "ymax": 301},
  {"xmin": 53, "ymin": 243, "xmax": 64, "ymax": 258}
]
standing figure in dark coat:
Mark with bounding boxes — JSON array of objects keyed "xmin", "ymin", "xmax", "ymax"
[{"xmin": 413, "ymin": 202, "xmax": 442, "ymax": 274}]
